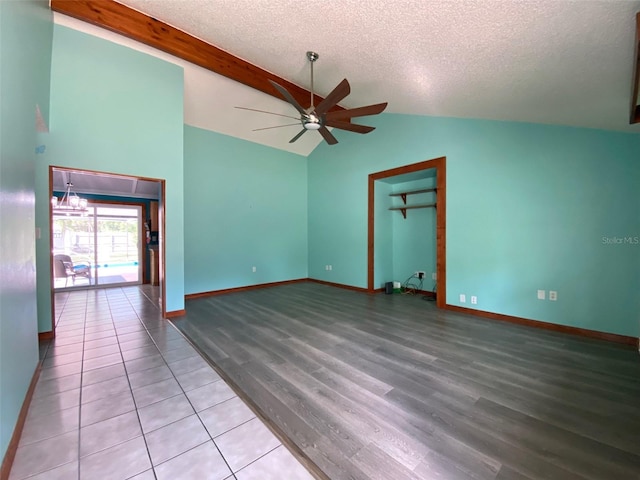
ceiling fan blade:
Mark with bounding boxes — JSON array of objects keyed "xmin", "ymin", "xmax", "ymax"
[
  {"xmin": 315, "ymin": 79, "xmax": 351, "ymax": 116},
  {"xmin": 319, "ymin": 126, "xmax": 338, "ymax": 145},
  {"xmin": 269, "ymin": 80, "xmax": 306, "ymax": 116},
  {"xmin": 324, "ymin": 120, "xmax": 375, "ymax": 134},
  {"xmin": 289, "ymin": 129, "xmax": 307, "ymax": 143},
  {"xmin": 253, "ymin": 123, "xmax": 302, "ymax": 132},
  {"xmin": 325, "ymin": 102, "xmax": 388, "ymax": 120},
  {"xmin": 235, "ymin": 106, "xmax": 300, "ymax": 121}
]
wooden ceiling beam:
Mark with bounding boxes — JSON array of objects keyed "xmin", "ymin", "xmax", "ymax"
[
  {"xmin": 630, "ymin": 12, "xmax": 640, "ymax": 124},
  {"xmin": 50, "ymin": 0, "xmax": 343, "ymax": 112}
]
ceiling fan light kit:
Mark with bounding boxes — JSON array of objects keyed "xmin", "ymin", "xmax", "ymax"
[
  {"xmin": 303, "ymin": 114, "xmax": 322, "ymax": 130},
  {"xmin": 238, "ymin": 51, "xmax": 388, "ymax": 145}
]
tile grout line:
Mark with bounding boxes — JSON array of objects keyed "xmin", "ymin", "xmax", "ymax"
[
  {"xmin": 25, "ymin": 286, "xmax": 277, "ymax": 480},
  {"xmin": 160, "ymin": 314, "xmax": 284, "ymax": 478},
  {"xmin": 164, "ymin": 320, "xmax": 291, "ymax": 477},
  {"xmin": 77, "ymin": 289, "xmax": 88, "ymax": 480},
  {"xmin": 160, "ymin": 310, "xmax": 288, "ymax": 478},
  {"xmin": 16, "ymin": 291, "xmax": 118, "ymax": 480},
  {"xmin": 108, "ymin": 288, "xmax": 157, "ymax": 479},
  {"xmin": 121, "ymin": 287, "xmax": 237, "ymax": 478},
  {"xmin": 230, "ymin": 443, "xmax": 282, "ymax": 477},
  {"xmin": 15, "ymin": 292, "xmax": 75, "ymax": 480}
]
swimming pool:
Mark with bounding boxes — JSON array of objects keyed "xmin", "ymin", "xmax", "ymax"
[{"xmin": 95, "ymin": 261, "xmax": 139, "ymax": 269}]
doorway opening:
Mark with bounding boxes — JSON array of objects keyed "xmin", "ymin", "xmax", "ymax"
[
  {"xmin": 367, "ymin": 157, "xmax": 446, "ymax": 308},
  {"xmin": 49, "ymin": 166, "xmax": 166, "ymax": 330}
]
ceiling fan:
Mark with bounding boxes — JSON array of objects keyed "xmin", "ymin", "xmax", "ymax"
[{"xmin": 236, "ymin": 51, "xmax": 388, "ymax": 145}]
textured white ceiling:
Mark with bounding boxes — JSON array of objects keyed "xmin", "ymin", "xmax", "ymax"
[{"xmin": 57, "ymin": 0, "xmax": 640, "ymax": 157}]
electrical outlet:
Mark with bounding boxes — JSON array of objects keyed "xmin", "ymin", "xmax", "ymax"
[
  {"xmin": 252, "ymin": 266, "xmax": 256, "ymax": 273},
  {"xmin": 459, "ymin": 294, "xmax": 466, "ymax": 303},
  {"xmin": 549, "ymin": 291, "xmax": 557, "ymax": 301},
  {"xmin": 537, "ymin": 290, "xmax": 545, "ymax": 300},
  {"xmin": 416, "ymin": 271, "xmax": 425, "ymax": 279},
  {"xmin": 432, "ymin": 272, "xmax": 437, "ymax": 280},
  {"xmin": 471, "ymin": 296, "xmax": 477, "ymax": 304},
  {"xmin": 328, "ymin": 265, "xmax": 332, "ymax": 271},
  {"xmin": 325, "ymin": 265, "xmax": 329, "ymax": 271}
]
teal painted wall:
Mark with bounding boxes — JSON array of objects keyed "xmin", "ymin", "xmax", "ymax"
[
  {"xmin": 36, "ymin": 25, "xmax": 184, "ymax": 330},
  {"xmin": 308, "ymin": 143, "xmax": 373, "ymax": 287},
  {"xmin": 183, "ymin": 126, "xmax": 307, "ymax": 294},
  {"xmin": 391, "ymin": 178, "xmax": 437, "ymax": 287},
  {"xmin": 308, "ymin": 114, "xmax": 640, "ymax": 337},
  {"xmin": 0, "ymin": 0, "xmax": 52, "ymax": 460}
]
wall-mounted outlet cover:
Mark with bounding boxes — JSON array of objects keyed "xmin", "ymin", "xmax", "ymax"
[
  {"xmin": 432, "ymin": 272, "xmax": 437, "ymax": 280},
  {"xmin": 549, "ymin": 291, "xmax": 557, "ymax": 301},
  {"xmin": 252, "ymin": 266, "xmax": 257, "ymax": 273},
  {"xmin": 459, "ymin": 294, "xmax": 466, "ymax": 303},
  {"xmin": 471, "ymin": 296, "xmax": 477, "ymax": 304},
  {"xmin": 537, "ymin": 290, "xmax": 545, "ymax": 300}
]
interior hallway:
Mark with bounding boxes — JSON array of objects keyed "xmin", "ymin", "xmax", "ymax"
[{"xmin": 8, "ymin": 285, "xmax": 313, "ymax": 480}]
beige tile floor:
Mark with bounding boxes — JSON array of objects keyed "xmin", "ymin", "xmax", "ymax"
[{"xmin": 9, "ymin": 286, "xmax": 314, "ymax": 480}]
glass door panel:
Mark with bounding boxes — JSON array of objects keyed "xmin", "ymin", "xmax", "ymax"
[
  {"xmin": 52, "ymin": 203, "xmax": 142, "ymax": 290},
  {"xmin": 95, "ymin": 206, "xmax": 141, "ymax": 286},
  {"xmin": 52, "ymin": 211, "xmax": 95, "ymax": 289}
]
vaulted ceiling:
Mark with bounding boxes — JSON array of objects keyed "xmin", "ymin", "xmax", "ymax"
[{"xmin": 53, "ymin": 0, "xmax": 640, "ymax": 159}]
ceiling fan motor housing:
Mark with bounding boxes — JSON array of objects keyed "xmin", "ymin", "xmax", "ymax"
[{"xmin": 303, "ymin": 114, "xmax": 321, "ymax": 130}]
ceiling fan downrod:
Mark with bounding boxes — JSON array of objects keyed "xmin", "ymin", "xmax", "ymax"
[{"xmin": 307, "ymin": 51, "xmax": 318, "ymax": 110}]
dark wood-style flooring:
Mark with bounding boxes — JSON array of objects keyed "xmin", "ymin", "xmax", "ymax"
[{"xmin": 170, "ymin": 282, "xmax": 640, "ymax": 480}]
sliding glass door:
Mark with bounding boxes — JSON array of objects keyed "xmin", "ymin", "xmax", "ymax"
[{"xmin": 52, "ymin": 203, "xmax": 142, "ymax": 290}]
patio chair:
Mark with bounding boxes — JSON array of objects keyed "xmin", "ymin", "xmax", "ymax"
[{"xmin": 53, "ymin": 254, "xmax": 92, "ymax": 287}]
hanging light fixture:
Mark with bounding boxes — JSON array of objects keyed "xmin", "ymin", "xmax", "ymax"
[{"xmin": 51, "ymin": 176, "xmax": 88, "ymax": 214}]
